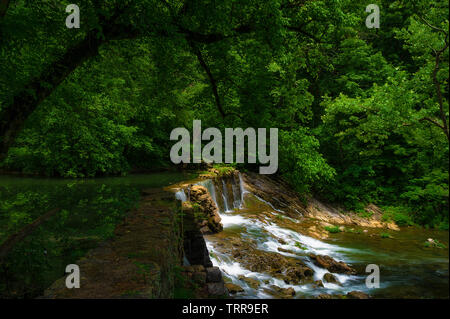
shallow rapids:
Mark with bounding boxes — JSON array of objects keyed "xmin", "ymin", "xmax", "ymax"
[
  {"xmin": 205, "ymin": 197, "xmax": 368, "ymax": 298},
  {"xmin": 180, "ymin": 174, "xmax": 449, "ymax": 299}
]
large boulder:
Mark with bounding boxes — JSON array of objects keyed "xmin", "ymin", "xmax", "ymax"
[
  {"xmin": 206, "ymin": 267, "xmax": 222, "ymax": 283},
  {"xmin": 238, "ymin": 275, "xmax": 260, "ymax": 289},
  {"xmin": 223, "ymin": 243, "xmax": 315, "ymax": 285},
  {"xmin": 188, "ymin": 185, "xmax": 223, "ymax": 234},
  {"xmin": 265, "ymin": 285, "xmax": 296, "ymax": 298},
  {"xmin": 225, "ymin": 283, "xmax": 244, "ymax": 294},
  {"xmin": 207, "ymin": 282, "xmax": 228, "ymax": 296},
  {"xmin": 323, "ymin": 273, "xmax": 340, "ymax": 284},
  {"xmin": 313, "ymin": 280, "xmax": 324, "ymax": 288},
  {"xmin": 309, "ymin": 254, "xmax": 356, "ymax": 275},
  {"xmin": 284, "ymin": 265, "xmax": 314, "ymax": 284}
]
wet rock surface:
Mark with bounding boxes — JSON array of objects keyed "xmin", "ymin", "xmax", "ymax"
[
  {"xmin": 225, "ymin": 283, "xmax": 244, "ymax": 294},
  {"xmin": 346, "ymin": 291, "xmax": 370, "ymax": 299},
  {"xmin": 323, "ymin": 273, "xmax": 340, "ymax": 284},
  {"xmin": 242, "ymin": 172, "xmax": 306, "ymax": 219},
  {"xmin": 309, "ymin": 254, "xmax": 357, "ymax": 275},
  {"xmin": 241, "ymin": 172, "xmax": 399, "ymax": 235},
  {"xmin": 313, "ymin": 280, "xmax": 324, "ymax": 288},
  {"xmin": 196, "ymin": 171, "xmax": 381, "ymax": 299},
  {"xmin": 207, "ymin": 235, "xmax": 315, "ymax": 287},
  {"xmin": 181, "ymin": 264, "xmax": 228, "ymax": 298},
  {"xmin": 186, "ymin": 185, "xmax": 223, "ymax": 234},
  {"xmin": 316, "ymin": 291, "xmax": 370, "ymax": 299},
  {"xmin": 263, "ymin": 286, "xmax": 296, "ymax": 299},
  {"xmin": 238, "ymin": 275, "xmax": 260, "ymax": 289},
  {"xmin": 317, "ymin": 291, "xmax": 370, "ymax": 299},
  {"xmin": 304, "ymin": 199, "xmax": 399, "ymax": 231}
]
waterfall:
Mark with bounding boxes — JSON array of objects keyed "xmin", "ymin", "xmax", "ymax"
[
  {"xmin": 228, "ymin": 173, "xmax": 248, "ymax": 209},
  {"xmin": 215, "ymin": 173, "xmax": 248, "ymax": 211},
  {"xmin": 221, "ymin": 180, "xmax": 231, "ymax": 212},
  {"xmin": 232, "ymin": 181, "xmax": 241, "ymax": 209},
  {"xmin": 238, "ymin": 173, "xmax": 248, "ymax": 208},
  {"xmin": 197, "ymin": 179, "xmax": 218, "ymax": 206},
  {"xmin": 180, "ymin": 173, "xmax": 248, "ymax": 213},
  {"xmin": 175, "ymin": 189, "xmax": 187, "ymax": 202}
]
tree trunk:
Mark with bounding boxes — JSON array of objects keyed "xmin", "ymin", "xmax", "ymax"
[
  {"xmin": 0, "ymin": 0, "xmax": 10, "ymax": 18},
  {"xmin": 0, "ymin": 31, "xmax": 102, "ymax": 159},
  {"xmin": 0, "ymin": 19, "xmax": 139, "ymax": 160}
]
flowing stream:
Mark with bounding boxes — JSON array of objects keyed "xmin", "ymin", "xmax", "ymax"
[{"xmin": 182, "ymin": 174, "xmax": 449, "ymax": 299}]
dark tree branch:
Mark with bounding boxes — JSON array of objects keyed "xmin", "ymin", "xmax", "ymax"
[
  {"xmin": 178, "ymin": 24, "xmax": 254, "ymax": 44},
  {"xmin": 417, "ymin": 14, "xmax": 450, "ymax": 142},
  {"xmin": 420, "ymin": 117, "xmax": 446, "ymax": 130},
  {"xmin": 0, "ymin": 19, "xmax": 251, "ymax": 158},
  {"xmin": 0, "ymin": 0, "xmax": 10, "ymax": 18},
  {"xmin": 417, "ymin": 15, "xmax": 448, "ymax": 38},
  {"xmin": 188, "ymin": 41, "xmax": 242, "ymax": 120},
  {"xmin": 431, "ymin": 40, "xmax": 449, "ymax": 142},
  {"xmin": 414, "ymin": 14, "xmax": 449, "ymax": 142},
  {"xmin": 0, "ymin": 2, "xmax": 318, "ymax": 157},
  {"xmin": 0, "ymin": 13, "xmax": 139, "ymax": 159},
  {"xmin": 188, "ymin": 41, "xmax": 226, "ymax": 118},
  {"xmin": 286, "ymin": 25, "xmax": 324, "ymax": 43}
]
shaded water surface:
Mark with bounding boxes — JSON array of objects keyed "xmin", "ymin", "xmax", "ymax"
[{"xmin": 0, "ymin": 172, "xmax": 194, "ymax": 298}]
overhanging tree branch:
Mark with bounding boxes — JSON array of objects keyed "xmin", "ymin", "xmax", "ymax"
[
  {"xmin": 0, "ymin": 3, "xmax": 318, "ymax": 157},
  {"xmin": 188, "ymin": 41, "xmax": 242, "ymax": 120},
  {"xmin": 420, "ymin": 117, "xmax": 446, "ymax": 130},
  {"xmin": 0, "ymin": 13, "xmax": 139, "ymax": 159},
  {"xmin": 431, "ymin": 40, "xmax": 449, "ymax": 142},
  {"xmin": 417, "ymin": 14, "xmax": 450, "ymax": 142}
]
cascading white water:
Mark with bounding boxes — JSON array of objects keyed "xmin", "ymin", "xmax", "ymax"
[
  {"xmin": 173, "ymin": 175, "xmax": 367, "ymax": 298},
  {"xmin": 173, "ymin": 175, "xmax": 449, "ymax": 298},
  {"xmin": 197, "ymin": 179, "xmax": 218, "ymax": 205},
  {"xmin": 194, "ymin": 173, "xmax": 248, "ymax": 212},
  {"xmin": 232, "ymin": 182, "xmax": 241, "ymax": 209},
  {"xmin": 221, "ymin": 180, "xmax": 231, "ymax": 212},
  {"xmin": 175, "ymin": 189, "xmax": 187, "ymax": 202},
  {"xmin": 206, "ymin": 209, "xmax": 364, "ymax": 296},
  {"xmin": 238, "ymin": 173, "xmax": 248, "ymax": 208},
  {"xmin": 199, "ymin": 175, "xmax": 369, "ymax": 298}
]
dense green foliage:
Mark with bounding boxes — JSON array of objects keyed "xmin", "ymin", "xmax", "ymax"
[{"xmin": 0, "ymin": 1, "xmax": 448, "ymax": 227}]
